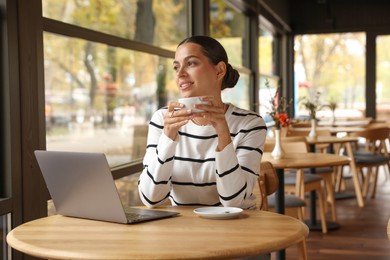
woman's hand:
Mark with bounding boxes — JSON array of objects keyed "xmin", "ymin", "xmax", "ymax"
[
  {"xmin": 193, "ymin": 97, "xmax": 231, "ymax": 151},
  {"xmin": 164, "ymin": 101, "xmax": 193, "ymax": 140}
]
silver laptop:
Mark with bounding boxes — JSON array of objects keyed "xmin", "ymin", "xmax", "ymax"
[{"xmin": 34, "ymin": 150, "xmax": 179, "ymax": 224}]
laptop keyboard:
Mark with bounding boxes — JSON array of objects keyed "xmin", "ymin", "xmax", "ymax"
[
  {"xmin": 125, "ymin": 212, "xmax": 151, "ymax": 221},
  {"xmin": 123, "ymin": 206, "xmax": 154, "ymax": 221}
]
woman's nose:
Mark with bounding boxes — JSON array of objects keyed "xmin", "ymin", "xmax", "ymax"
[{"xmin": 176, "ymin": 66, "xmax": 187, "ymax": 77}]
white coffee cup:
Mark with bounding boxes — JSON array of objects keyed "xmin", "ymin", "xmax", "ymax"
[{"xmin": 178, "ymin": 96, "xmax": 208, "ymax": 113}]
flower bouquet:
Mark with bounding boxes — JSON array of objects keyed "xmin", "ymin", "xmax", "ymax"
[
  {"xmin": 299, "ymin": 91, "xmax": 322, "ymax": 120},
  {"xmin": 266, "ymin": 80, "xmax": 292, "ymax": 130},
  {"xmin": 325, "ymin": 99, "xmax": 337, "ymax": 125},
  {"xmin": 299, "ymin": 91, "xmax": 322, "ymax": 137},
  {"xmin": 265, "ymin": 80, "xmax": 292, "ymax": 159}
]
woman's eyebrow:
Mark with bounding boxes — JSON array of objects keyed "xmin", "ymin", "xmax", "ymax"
[{"xmin": 173, "ymin": 55, "xmax": 200, "ymax": 64}]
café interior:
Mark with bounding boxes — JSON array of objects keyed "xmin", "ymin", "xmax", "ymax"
[{"xmin": 2, "ymin": 0, "xmax": 390, "ymax": 259}]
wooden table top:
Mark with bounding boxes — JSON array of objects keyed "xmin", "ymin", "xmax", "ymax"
[
  {"xmin": 318, "ymin": 120, "xmax": 371, "ymax": 127},
  {"xmin": 289, "ymin": 126, "xmax": 365, "ymax": 135},
  {"xmin": 6, "ymin": 207, "xmax": 309, "ymax": 260},
  {"xmin": 305, "ymin": 135, "xmax": 358, "ymax": 145},
  {"xmin": 263, "ymin": 152, "xmax": 350, "ymax": 169}
]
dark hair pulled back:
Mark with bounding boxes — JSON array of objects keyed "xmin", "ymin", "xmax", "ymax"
[{"xmin": 178, "ymin": 35, "xmax": 240, "ymax": 90}]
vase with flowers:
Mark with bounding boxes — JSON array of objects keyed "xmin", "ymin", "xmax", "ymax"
[
  {"xmin": 326, "ymin": 99, "xmax": 337, "ymax": 126},
  {"xmin": 266, "ymin": 80, "xmax": 292, "ymax": 159},
  {"xmin": 299, "ymin": 91, "xmax": 322, "ymax": 138}
]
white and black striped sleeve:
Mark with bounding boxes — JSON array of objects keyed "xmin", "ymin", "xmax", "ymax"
[
  {"xmin": 138, "ymin": 111, "xmax": 178, "ymax": 208},
  {"xmin": 215, "ymin": 115, "xmax": 267, "ymax": 208}
]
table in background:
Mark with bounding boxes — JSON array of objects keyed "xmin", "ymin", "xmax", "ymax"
[
  {"xmin": 262, "ymin": 152, "xmax": 350, "ymax": 231},
  {"xmin": 288, "ymin": 126, "xmax": 365, "ymax": 137},
  {"xmin": 318, "ymin": 119, "xmax": 372, "ymax": 127},
  {"xmin": 7, "ymin": 207, "xmax": 308, "ymax": 260},
  {"xmin": 328, "ymin": 126, "xmax": 365, "ymax": 136},
  {"xmin": 305, "ymin": 136, "xmax": 364, "ymax": 208}
]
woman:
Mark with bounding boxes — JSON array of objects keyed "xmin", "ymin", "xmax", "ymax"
[{"xmin": 138, "ymin": 35, "xmax": 267, "ymax": 209}]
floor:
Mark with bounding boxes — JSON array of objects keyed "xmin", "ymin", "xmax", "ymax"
[{"xmin": 279, "ymin": 168, "xmax": 390, "ymax": 260}]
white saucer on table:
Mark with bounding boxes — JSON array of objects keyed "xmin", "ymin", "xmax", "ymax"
[{"xmin": 193, "ymin": 207, "xmax": 243, "ymax": 220}]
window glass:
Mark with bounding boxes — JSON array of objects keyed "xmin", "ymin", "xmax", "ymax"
[
  {"xmin": 210, "ymin": 0, "xmax": 245, "ymax": 67},
  {"xmin": 44, "ymin": 32, "xmax": 179, "ymax": 167},
  {"xmin": 222, "ymin": 70, "xmax": 250, "ymax": 110},
  {"xmin": 42, "ymin": 0, "xmax": 189, "ymax": 51},
  {"xmin": 115, "ymin": 172, "xmax": 143, "ymax": 206},
  {"xmin": 376, "ymin": 35, "xmax": 390, "ymax": 123},
  {"xmin": 259, "ymin": 28, "xmax": 275, "ymax": 75},
  {"xmin": 258, "ymin": 26, "xmax": 279, "ymax": 119},
  {"xmin": 294, "ymin": 33, "xmax": 366, "ymax": 119},
  {"xmin": 209, "ymin": 0, "xmax": 249, "ymax": 108},
  {"xmin": 258, "ymin": 76, "xmax": 279, "ymax": 125}
]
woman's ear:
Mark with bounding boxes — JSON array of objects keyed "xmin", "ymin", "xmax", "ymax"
[{"xmin": 215, "ymin": 61, "xmax": 227, "ymax": 80}]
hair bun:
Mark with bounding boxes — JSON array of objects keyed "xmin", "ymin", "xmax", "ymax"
[{"xmin": 223, "ymin": 64, "xmax": 240, "ymax": 90}]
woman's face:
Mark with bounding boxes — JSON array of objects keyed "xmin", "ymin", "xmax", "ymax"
[{"xmin": 173, "ymin": 42, "xmax": 223, "ymax": 98}]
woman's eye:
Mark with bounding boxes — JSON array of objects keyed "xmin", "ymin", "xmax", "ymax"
[{"xmin": 173, "ymin": 65, "xmax": 179, "ymax": 72}]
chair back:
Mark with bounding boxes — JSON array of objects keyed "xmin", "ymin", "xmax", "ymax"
[
  {"xmin": 257, "ymin": 161, "xmax": 279, "ymax": 210},
  {"xmin": 282, "ymin": 141, "xmax": 308, "ymax": 153},
  {"xmin": 350, "ymin": 127, "xmax": 390, "ymax": 154},
  {"xmin": 365, "ymin": 121, "xmax": 390, "ymax": 129},
  {"xmin": 287, "ymin": 128, "xmax": 331, "ymax": 152}
]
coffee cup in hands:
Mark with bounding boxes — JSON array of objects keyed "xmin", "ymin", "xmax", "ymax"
[{"xmin": 178, "ymin": 97, "xmax": 208, "ymax": 113}]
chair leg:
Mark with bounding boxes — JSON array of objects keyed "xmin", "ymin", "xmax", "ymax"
[
  {"xmin": 316, "ymin": 186, "xmax": 328, "ymax": 234},
  {"xmin": 318, "ymin": 172, "xmax": 337, "ymax": 222},
  {"xmin": 345, "ymin": 143, "xmax": 365, "ymax": 207},
  {"xmin": 335, "ymin": 165, "xmax": 347, "ymax": 192},
  {"xmin": 362, "ymin": 167, "xmax": 373, "ymax": 198},
  {"xmin": 295, "ymin": 170, "xmax": 305, "ymax": 199},
  {"xmin": 296, "ymin": 237, "xmax": 308, "ymax": 260},
  {"xmin": 387, "ymin": 162, "xmax": 390, "ymax": 181},
  {"xmin": 371, "ymin": 166, "xmax": 380, "ymax": 198},
  {"xmin": 297, "ymin": 207, "xmax": 305, "ymax": 221}
]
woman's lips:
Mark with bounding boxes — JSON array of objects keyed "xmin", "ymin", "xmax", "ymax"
[{"xmin": 179, "ymin": 82, "xmax": 193, "ymax": 90}]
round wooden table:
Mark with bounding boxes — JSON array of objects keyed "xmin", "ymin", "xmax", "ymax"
[
  {"xmin": 6, "ymin": 207, "xmax": 309, "ymax": 260},
  {"xmin": 263, "ymin": 152, "xmax": 351, "ymax": 214}
]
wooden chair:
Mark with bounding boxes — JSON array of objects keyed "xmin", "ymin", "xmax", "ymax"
[
  {"xmin": 257, "ymin": 161, "xmax": 308, "ymax": 260},
  {"xmin": 256, "ymin": 161, "xmax": 306, "ymax": 221},
  {"xmin": 280, "ymin": 141, "xmax": 329, "ymax": 233},
  {"xmin": 285, "ymin": 129, "xmax": 339, "ymax": 221},
  {"xmin": 348, "ymin": 127, "xmax": 390, "ymax": 198}
]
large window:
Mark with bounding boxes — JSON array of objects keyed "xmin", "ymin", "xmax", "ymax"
[
  {"xmin": 210, "ymin": 0, "xmax": 250, "ymax": 109},
  {"xmin": 376, "ymin": 35, "xmax": 390, "ymax": 122},
  {"xmin": 294, "ymin": 33, "xmax": 366, "ymax": 119},
  {"xmin": 44, "ymin": 33, "xmax": 178, "ymax": 167},
  {"xmin": 42, "ymin": 0, "xmax": 189, "ymax": 168},
  {"xmin": 258, "ymin": 25, "xmax": 280, "ymax": 124}
]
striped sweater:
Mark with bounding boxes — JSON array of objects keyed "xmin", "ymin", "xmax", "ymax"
[{"xmin": 138, "ymin": 103, "xmax": 267, "ymax": 209}]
